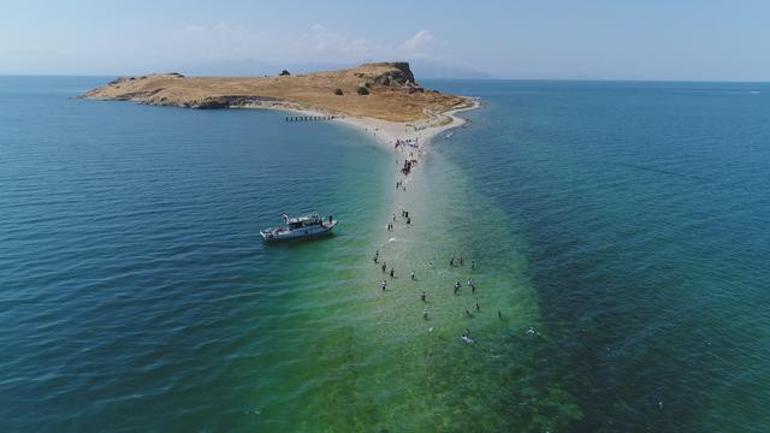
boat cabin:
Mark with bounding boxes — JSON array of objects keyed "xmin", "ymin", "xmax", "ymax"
[{"xmin": 286, "ymin": 213, "xmax": 322, "ymax": 229}]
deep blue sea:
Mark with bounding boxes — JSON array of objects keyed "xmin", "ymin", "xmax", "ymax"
[{"xmin": 1, "ymin": 76, "xmax": 769, "ymax": 432}]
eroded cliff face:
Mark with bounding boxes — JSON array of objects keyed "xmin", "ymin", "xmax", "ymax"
[{"xmin": 82, "ymin": 62, "xmax": 470, "ymax": 122}]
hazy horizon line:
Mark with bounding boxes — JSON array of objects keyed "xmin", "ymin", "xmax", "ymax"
[{"xmin": 2, "ymin": 72, "xmax": 769, "ymax": 84}]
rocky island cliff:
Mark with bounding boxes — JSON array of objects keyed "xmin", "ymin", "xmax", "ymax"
[{"xmin": 83, "ymin": 62, "xmax": 472, "ymax": 123}]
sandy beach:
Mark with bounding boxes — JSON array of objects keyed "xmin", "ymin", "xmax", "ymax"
[{"xmin": 243, "ymin": 97, "xmax": 479, "ymax": 149}]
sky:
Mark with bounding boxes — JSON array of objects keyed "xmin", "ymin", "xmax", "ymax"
[{"xmin": 1, "ymin": 0, "xmax": 769, "ymax": 80}]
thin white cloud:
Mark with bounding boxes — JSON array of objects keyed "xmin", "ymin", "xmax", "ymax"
[
  {"xmin": 402, "ymin": 30, "xmax": 436, "ymax": 52},
  {"xmin": 307, "ymin": 24, "xmax": 372, "ymax": 54},
  {"xmin": 168, "ymin": 23, "xmax": 443, "ymax": 64}
]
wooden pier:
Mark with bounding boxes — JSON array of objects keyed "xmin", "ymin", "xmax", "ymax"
[{"xmin": 285, "ymin": 115, "xmax": 337, "ymax": 122}]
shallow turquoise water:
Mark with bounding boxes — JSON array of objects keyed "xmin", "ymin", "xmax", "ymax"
[
  {"xmin": 2, "ymin": 77, "xmax": 769, "ymax": 432},
  {"xmin": 434, "ymin": 79, "xmax": 770, "ymax": 432}
]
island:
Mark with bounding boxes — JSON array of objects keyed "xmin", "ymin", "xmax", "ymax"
[{"xmin": 83, "ymin": 62, "xmax": 478, "ymax": 148}]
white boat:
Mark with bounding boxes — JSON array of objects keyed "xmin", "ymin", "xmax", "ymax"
[{"xmin": 260, "ymin": 213, "xmax": 338, "ymax": 242}]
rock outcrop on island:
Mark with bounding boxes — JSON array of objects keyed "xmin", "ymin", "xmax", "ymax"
[{"xmin": 82, "ymin": 62, "xmax": 471, "ymax": 122}]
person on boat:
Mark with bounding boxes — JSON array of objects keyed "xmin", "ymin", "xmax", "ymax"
[
  {"xmin": 459, "ymin": 256, "xmax": 464, "ymax": 266},
  {"xmin": 382, "ymin": 262, "xmax": 387, "ymax": 273},
  {"xmin": 420, "ymin": 291, "xmax": 426, "ymax": 302},
  {"xmin": 328, "ymin": 214, "xmax": 333, "ymax": 225},
  {"xmin": 450, "ymin": 257, "xmax": 455, "ymax": 266},
  {"xmin": 471, "ymin": 261, "xmax": 476, "ymax": 270},
  {"xmin": 454, "ymin": 281, "xmax": 461, "ymax": 295},
  {"xmin": 423, "ymin": 308, "xmax": 430, "ymax": 320},
  {"xmin": 465, "ymin": 309, "xmax": 472, "ymax": 317},
  {"xmin": 392, "ymin": 213, "xmax": 396, "ymax": 222},
  {"xmin": 390, "ymin": 268, "xmax": 395, "ymax": 278},
  {"xmin": 406, "ymin": 217, "xmax": 411, "ymax": 225}
]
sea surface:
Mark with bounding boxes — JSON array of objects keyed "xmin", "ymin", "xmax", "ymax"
[{"xmin": 1, "ymin": 77, "xmax": 769, "ymax": 432}]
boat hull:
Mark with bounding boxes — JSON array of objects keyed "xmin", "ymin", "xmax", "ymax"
[{"xmin": 260, "ymin": 221, "xmax": 337, "ymax": 242}]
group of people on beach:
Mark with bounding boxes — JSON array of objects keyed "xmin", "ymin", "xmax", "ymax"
[
  {"xmin": 376, "ymin": 247, "xmax": 483, "ymax": 323},
  {"xmin": 394, "ymin": 137, "xmax": 419, "ymax": 149},
  {"xmin": 374, "ymin": 212, "xmax": 499, "ymax": 341},
  {"xmin": 371, "ymin": 134, "xmax": 507, "ymax": 345},
  {"xmin": 400, "ymin": 159, "xmax": 417, "ymax": 175}
]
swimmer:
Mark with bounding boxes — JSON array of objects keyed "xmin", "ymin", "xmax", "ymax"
[
  {"xmin": 382, "ymin": 262, "xmax": 387, "ymax": 273},
  {"xmin": 498, "ymin": 310, "xmax": 503, "ymax": 320},
  {"xmin": 420, "ymin": 291, "xmax": 426, "ymax": 302},
  {"xmin": 459, "ymin": 256, "xmax": 464, "ymax": 266},
  {"xmin": 471, "ymin": 260, "xmax": 476, "ymax": 270},
  {"xmin": 381, "ymin": 280, "xmax": 387, "ymax": 291},
  {"xmin": 423, "ymin": 309, "xmax": 430, "ymax": 320},
  {"xmin": 390, "ymin": 268, "xmax": 395, "ymax": 278},
  {"xmin": 450, "ymin": 257, "xmax": 455, "ymax": 266},
  {"xmin": 411, "ymin": 271, "xmax": 416, "ymax": 281},
  {"xmin": 475, "ymin": 302, "xmax": 480, "ymax": 312}
]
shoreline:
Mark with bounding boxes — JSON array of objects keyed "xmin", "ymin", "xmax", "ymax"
[
  {"xmin": 238, "ymin": 97, "xmax": 480, "ymax": 154},
  {"xmin": 335, "ymin": 97, "xmax": 480, "ymax": 151}
]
